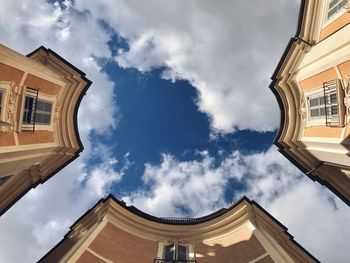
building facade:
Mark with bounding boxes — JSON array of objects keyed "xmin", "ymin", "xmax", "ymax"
[
  {"xmin": 39, "ymin": 195, "xmax": 318, "ymax": 263},
  {"xmin": 0, "ymin": 44, "xmax": 90, "ymax": 215},
  {"xmin": 271, "ymin": 0, "xmax": 350, "ymax": 205}
]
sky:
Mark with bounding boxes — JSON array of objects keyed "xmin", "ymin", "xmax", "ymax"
[{"xmin": 0, "ymin": 0, "xmax": 349, "ymax": 262}]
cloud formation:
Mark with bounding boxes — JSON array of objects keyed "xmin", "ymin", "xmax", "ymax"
[
  {"xmin": 75, "ymin": 0, "xmax": 300, "ymax": 132},
  {"xmin": 0, "ymin": 1, "xmax": 348, "ymax": 263},
  {"xmin": 123, "ymin": 147, "xmax": 350, "ymax": 263}
]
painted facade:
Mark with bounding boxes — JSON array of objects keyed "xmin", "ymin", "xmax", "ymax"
[
  {"xmin": 39, "ymin": 195, "xmax": 318, "ymax": 263},
  {"xmin": 271, "ymin": 0, "xmax": 350, "ymax": 205},
  {"xmin": 0, "ymin": 44, "xmax": 90, "ymax": 215}
]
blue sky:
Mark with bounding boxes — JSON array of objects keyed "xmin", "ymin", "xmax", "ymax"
[{"xmin": 0, "ymin": 1, "xmax": 349, "ymax": 262}]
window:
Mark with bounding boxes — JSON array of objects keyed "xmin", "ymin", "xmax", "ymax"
[
  {"xmin": 23, "ymin": 95, "xmax": 37, "ymax": 125},
  {"xmin": 23, "ymin": 97, "xmax": 52, "ymax": 125},
  {"xmin": 307, "ymin": 80, "xmax": 340, "ymax": 126},
  {"xmin": 327, "ymin": 0, "xmax": 348, "ymax": 20},
  {"xmin": 154, "ymin": 243, "xmax": 196, "ymax": 263},
  {"xmin": 35, "ymin": 100, "xmax": 52, "ymax": 124},
  {"xmin": 164, "ymin": 244, "xmax": 188, "ymax": 262}
]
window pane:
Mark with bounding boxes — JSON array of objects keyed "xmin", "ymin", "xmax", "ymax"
[
  {"xmin": 320, "ymin": 107, "xmax": 326, "ymax": 116},
  {"xmin": 23, "ymin": 96, "xmax": 35, "ymax": 123},
  {"xmin": 177, "ymin": 245, "xmax": 187, "ymax": 261},
  {"xmin": 42, "ymin": 114, "xmax": 51, "ymax": 124},
  {"xmin": 329, "ymin": 93, "xmax": 337, "ymax": 104},
  {"xmin": 24, "ymin": 96, "xmax": 34, "ymax": 111},
  {"xmin": 164, "ymin": 244, "xmax": 175, "ymax": 261},
  {"xmin": 36, "ymin": 100, "xmax": 44, "ymax": 111},
  {"xmin": 329, "ymin": 0, "xmax": 339, "ymax": 9},
  {"xmin": 309, "ymin": 98, "xmax": 319, "ymax": 107},
  {"xmin": 310, "ymin": 109, "xmax": 320, "ymax": 117},
  {"xmin": 319, "ymin": 96, "xmax": 325, "ymax": 105},
  {"xmin": 43, "ymin": 102, "xmax": 52, "ymax": 112},
  {"xmin": 330, "ymin": 105, "xmax": 338, "ymax": 115}
]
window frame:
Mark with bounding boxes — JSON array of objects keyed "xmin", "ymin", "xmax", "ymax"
[
  {"xmin": 305, "ymin": 79, "xmax": 344, "ymax": 127},
  {"xmin": 156, "ymin": 241, "xmax": 195, "ymax": 262},
  {"xmin": 20, "ymin": 87, "xmax": 55, "ymax": 132},
  {"xmin": 323, "ymin": 0, "xmax": 349, "ymax": 27}
]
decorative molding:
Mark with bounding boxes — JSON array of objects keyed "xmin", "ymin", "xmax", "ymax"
[
  {"xmin": 0, "ymin": 81, "xmax": 18, "ymax": 133},
  {"xmin": 298, "ymin": 92, "xmax": 307, "ymax": 123},
  {"xmin": 344, "ymin": 74, "xmax": 350, "ymax": 124}
]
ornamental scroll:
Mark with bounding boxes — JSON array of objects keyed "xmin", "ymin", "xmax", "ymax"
[
  {"xmin": 344, "ymin": 75, "xmax": 350, "ymax": 124},
  {"xmin": 0, "ymin": 81, "xmax": 18, "ymax": 133},
  {"xmin": 298, "ymin": 92, "xmax": 307, "ymax": 123}
]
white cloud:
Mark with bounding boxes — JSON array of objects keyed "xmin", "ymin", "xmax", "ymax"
[
  {"xmin": 0, "ymin": 154, "xmax": 129, "ymax": 263},
  {"xmin": 0, "ymin": 1, "xmax": 348, "ymax": 263},
  {"xmin": 0, "ymin": 0, "xmax": 120, "ymax": 262},
  {"xmin": 74, "ymin": 0, "xmax": 300, "ymax": 132},
  {"xmin": 123, "ymin": 147, "xmax": 350, "ymax": 263}
]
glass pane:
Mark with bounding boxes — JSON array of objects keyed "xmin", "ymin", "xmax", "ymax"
[
  {"xmin": 35, "ymin": 113, "xmax": 43, "ymax": 123},
  {"xmin": 309, "ymin": 98, "xmax": 319, "ymax": 107},
  {"xmin": 42, "ymin": 114, "xmax": 51, "ymax": 124},
  {"xmin": 177, "ymin": 245, "xmax": 187, "ymax": 261},
  {"xmin": 164, "ymin": 244, "xmax": 175, "ymax": 261},
  {"xmin": 339, "ymin": 0, "xmax": 348, "ymax": 9},
  {"xmin": 43, "ymin": 102, "xmax": 52, "ymax": 112},
  {"xmin": 331, "ymin": 105, "xmax": 338, "ymax": 115},
  {"xmin": 310, "ymin": 109, "xmax": 319, "ymax": 117},
  {"xmin": 320, "ymin": 107, "xmax": 326, "ymax": 116},
  {"xmin": 36, "ymin": 100, "xmax": 44, "ymax": 111},
  {"xmin": 329, "ymin": 0, "xmax": 339, "ymax": 9},
  {"xmin": 24, "ymin": 96, "xmax": 34, "ymax": 111},
  {"xmin": 319, "ymin": 96, "xmax": 325, "ymax": 105},
  {"xmin": 329, "ymin": 93, "xmax": 337, "ymax": 104}
]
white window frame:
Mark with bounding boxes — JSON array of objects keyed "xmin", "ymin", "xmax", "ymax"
[
  {"xmin": 305, "ymin": 84, "xmax": 339, "ymax": 127},
  {"xmin": 20, "ymin": 87, "xmax": 55, "ymax": 132},
  {"xmin": 0, "ymin": 81, "xmax": 16, "ymax": 132},
  {"xmin": 323, "ymin": 0, "xmax": 349, "ymax": 27},
  {"xmin": 156, "ymin": 241, "xmax": 195, "ymax": 262}
]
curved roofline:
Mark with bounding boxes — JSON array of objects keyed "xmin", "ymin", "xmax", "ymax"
[
  {"xmin": 26, "ymin": 46, "xmax": 92, "ymax": 154},
  {"xmin": 39, "ymin": 194, "xmax": 319, "ymax": 262}
]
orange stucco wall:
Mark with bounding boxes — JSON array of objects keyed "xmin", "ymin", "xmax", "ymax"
[
  {"xmin": 0, "ymin": 132, "xmax": 15, "ymax": 146},
  {"xmin": 304, "ymin": 126, "xmax": 342, "ymax": 138},
  {"xmin": 17, "ymin": 130, "xmax": 54, "ymax": 145},
  {"xmin": 320, "ymin": 13, "xmax": 350, "ymax": 41},
  {"xmin": 299, "ymin": 68, "xmax": 337, "ymax": 91},
  {"xmin": 24, "ymin": 74, "xmax": 61, "ymax": 95},
  {"xmin": 258, "ymin": 255, "xmax": 274, "ymax": 263},
  {"xmin": 0, "ymin": 62, "xmax": 24, "ymax": 86},
  {"xmin": 86, "ymin": 222, "xmax": 157, "ymax": 263},
  {"xmin": 76, "ymin": 251, "xmax": 106, "ymax": 263}
]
